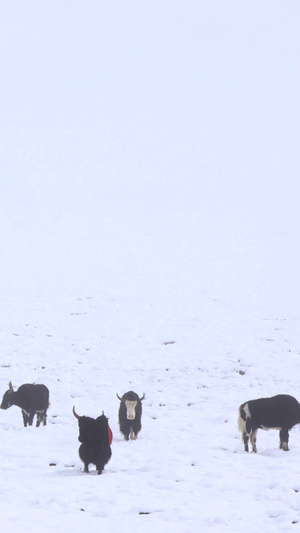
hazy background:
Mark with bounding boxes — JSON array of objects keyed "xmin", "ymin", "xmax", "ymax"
[{"xmin": 0, "ymin": 1, "xmax": 299, "ymax": 316}]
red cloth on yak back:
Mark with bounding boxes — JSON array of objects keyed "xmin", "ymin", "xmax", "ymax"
[{"xmin": 108, "ymin": 424, "xmax": 113, "ymax": 445}]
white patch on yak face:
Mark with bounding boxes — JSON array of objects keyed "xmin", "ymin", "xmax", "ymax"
[{"xmin": 125, "ymin": 400, "xmax": 137, "ymax": 420}]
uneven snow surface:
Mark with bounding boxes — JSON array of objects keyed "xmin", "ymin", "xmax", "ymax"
[{"xmin": 1, "ymin": 2, "xmax": 300, "ymax": 532}]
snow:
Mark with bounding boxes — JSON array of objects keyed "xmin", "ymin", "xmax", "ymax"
[{"xmin": 1, "ymin": 1, "xmax": 300, "ymax": 531}]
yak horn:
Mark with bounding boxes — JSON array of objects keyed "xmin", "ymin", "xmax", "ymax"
[
  {"xmin": 116, "ymin": 393, "xmax": 123, "ymax": 401},
  {"xmin": 139, "ymin": 393, "xmax": 145, "ymax": 401},
  {"xmin": 72, "ymin": 405, "xmax": 80, "ymax": 419}
]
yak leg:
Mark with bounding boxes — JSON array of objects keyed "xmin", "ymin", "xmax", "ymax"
[
  {"xmin": 279, "ymin": 428, "xmax": 289, "ymax": 451},
  {"xmin": 96, "ymin": 447, "xmax": 111, "ymax": 474},
  {"xmin": 130, "ymin": 428, "xmax": 137, "ymax": 440},
  {"xmin": 79, "ymin": 443, "xmax": 90, "ymax": 472},
  {"xmin": 250, "ymin": 429, "xmax": 258, "ymax": 453},
  {"xmin": 242, "ymin": 418, "xmax": 255, "ymax": 453},
  {"xmin": 96, "ymin": 463, "xmax": 104, "ymax": 475},
  {"xmin": 123, "ymin": 429, "xmax": 130, "ymax": 441},
  {"xmin": 22, "ymin": 410, "xmax": 30, "ymax": 427},
  {"xmin": 36, "ymin": 410, "xmax": 47, "ymax": 427},
  {"xmin": 243, "ymin": 431, "xmax": 250, "ymax": 452}
]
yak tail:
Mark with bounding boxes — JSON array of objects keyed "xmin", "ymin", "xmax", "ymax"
[{"xmin": 237, "ymin": 405, "xmax": 245, "ymax": 435}]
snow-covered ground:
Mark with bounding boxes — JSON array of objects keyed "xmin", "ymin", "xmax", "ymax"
[{"xmin": 1, "ymin": 2, "xmax": 300, "ymax": 532}]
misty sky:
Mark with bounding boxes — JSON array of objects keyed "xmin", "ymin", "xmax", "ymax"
[{"xmin": 0, "ymin": 2, "xmax": 299, "ymax": 314}]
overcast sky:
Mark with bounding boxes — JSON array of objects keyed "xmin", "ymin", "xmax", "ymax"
[{"xmin": 0, "ymin": 2, "xmax": 299, "ymax": 313}]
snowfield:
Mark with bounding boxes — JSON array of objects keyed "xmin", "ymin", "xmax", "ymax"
[
  {"xmin": 1, "ymin": 2, "xmax": 300, "ymax": 532},
  {"xmin": 3, "ymin": 301, "xmax": 300, "ymax": 533},
  {"xmin": 2, "ymin": 301, "xmax": 300, "ymax": 533}
]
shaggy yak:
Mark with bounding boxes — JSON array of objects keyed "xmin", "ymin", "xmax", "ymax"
[
  {"xmin": 116, "ymin": 391, "xmax": 145, "ymax": 440},
  {"xmin": 238, "ymin": 394, "xmax": 300, "ymax": 452},
  {"xmin": 0, "ymin": 381, "xmax": 49, "ymax": 427},
  {"xmin": 73, "ymin": 406, "xmax": 112, "ymax": 474}
]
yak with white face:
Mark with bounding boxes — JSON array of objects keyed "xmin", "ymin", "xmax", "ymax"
[{"xmin": 117, "ymin": 391, "xmax": 145, "ymax": 440}]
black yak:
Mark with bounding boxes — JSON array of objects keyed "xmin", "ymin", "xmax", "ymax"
[
  {"xmin": 0, "ymin": 381, "xmax": 49, "ymax": 427},
  {"xmin": 73, "ymin": 406, "xmax": 112, "ymax": 474},
  {"xmin": 238, "ymin": 394, "xmax": 300, "ymax": 452},
  {"xmin": 116, "ymin": 391, "xmax": 145, "ymax": 440}
]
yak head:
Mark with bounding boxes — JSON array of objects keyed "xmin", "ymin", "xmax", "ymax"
[
  {"xmin": 73, "ymin": 406, "xmax": 112, "ymax": 445},
  {"xmin": 0, "ymin": 381, "xmax": 15, "ymax": 410},
  {"xmin": 73, "ymin": 406, "xmax": 96, "ymax": 440},
  {"xmin": 116, "ymin": 391, "xmax": 145, "ymax": 420}
]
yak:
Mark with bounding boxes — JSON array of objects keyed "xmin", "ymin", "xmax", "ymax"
[
  {"xmin": 116, "ymin": 391, "xmax": 145, "ymax": 440},
  {"xmin": 73, "ymin": 406, "xmax": 112, "ymax": 474},
  {"xmin": 0, "ymin": 381, "xmax": 49, "ymax": 427},
  {"xmin": 238, "ymin": 394, "xmax": 300, "ymax": 452}
]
